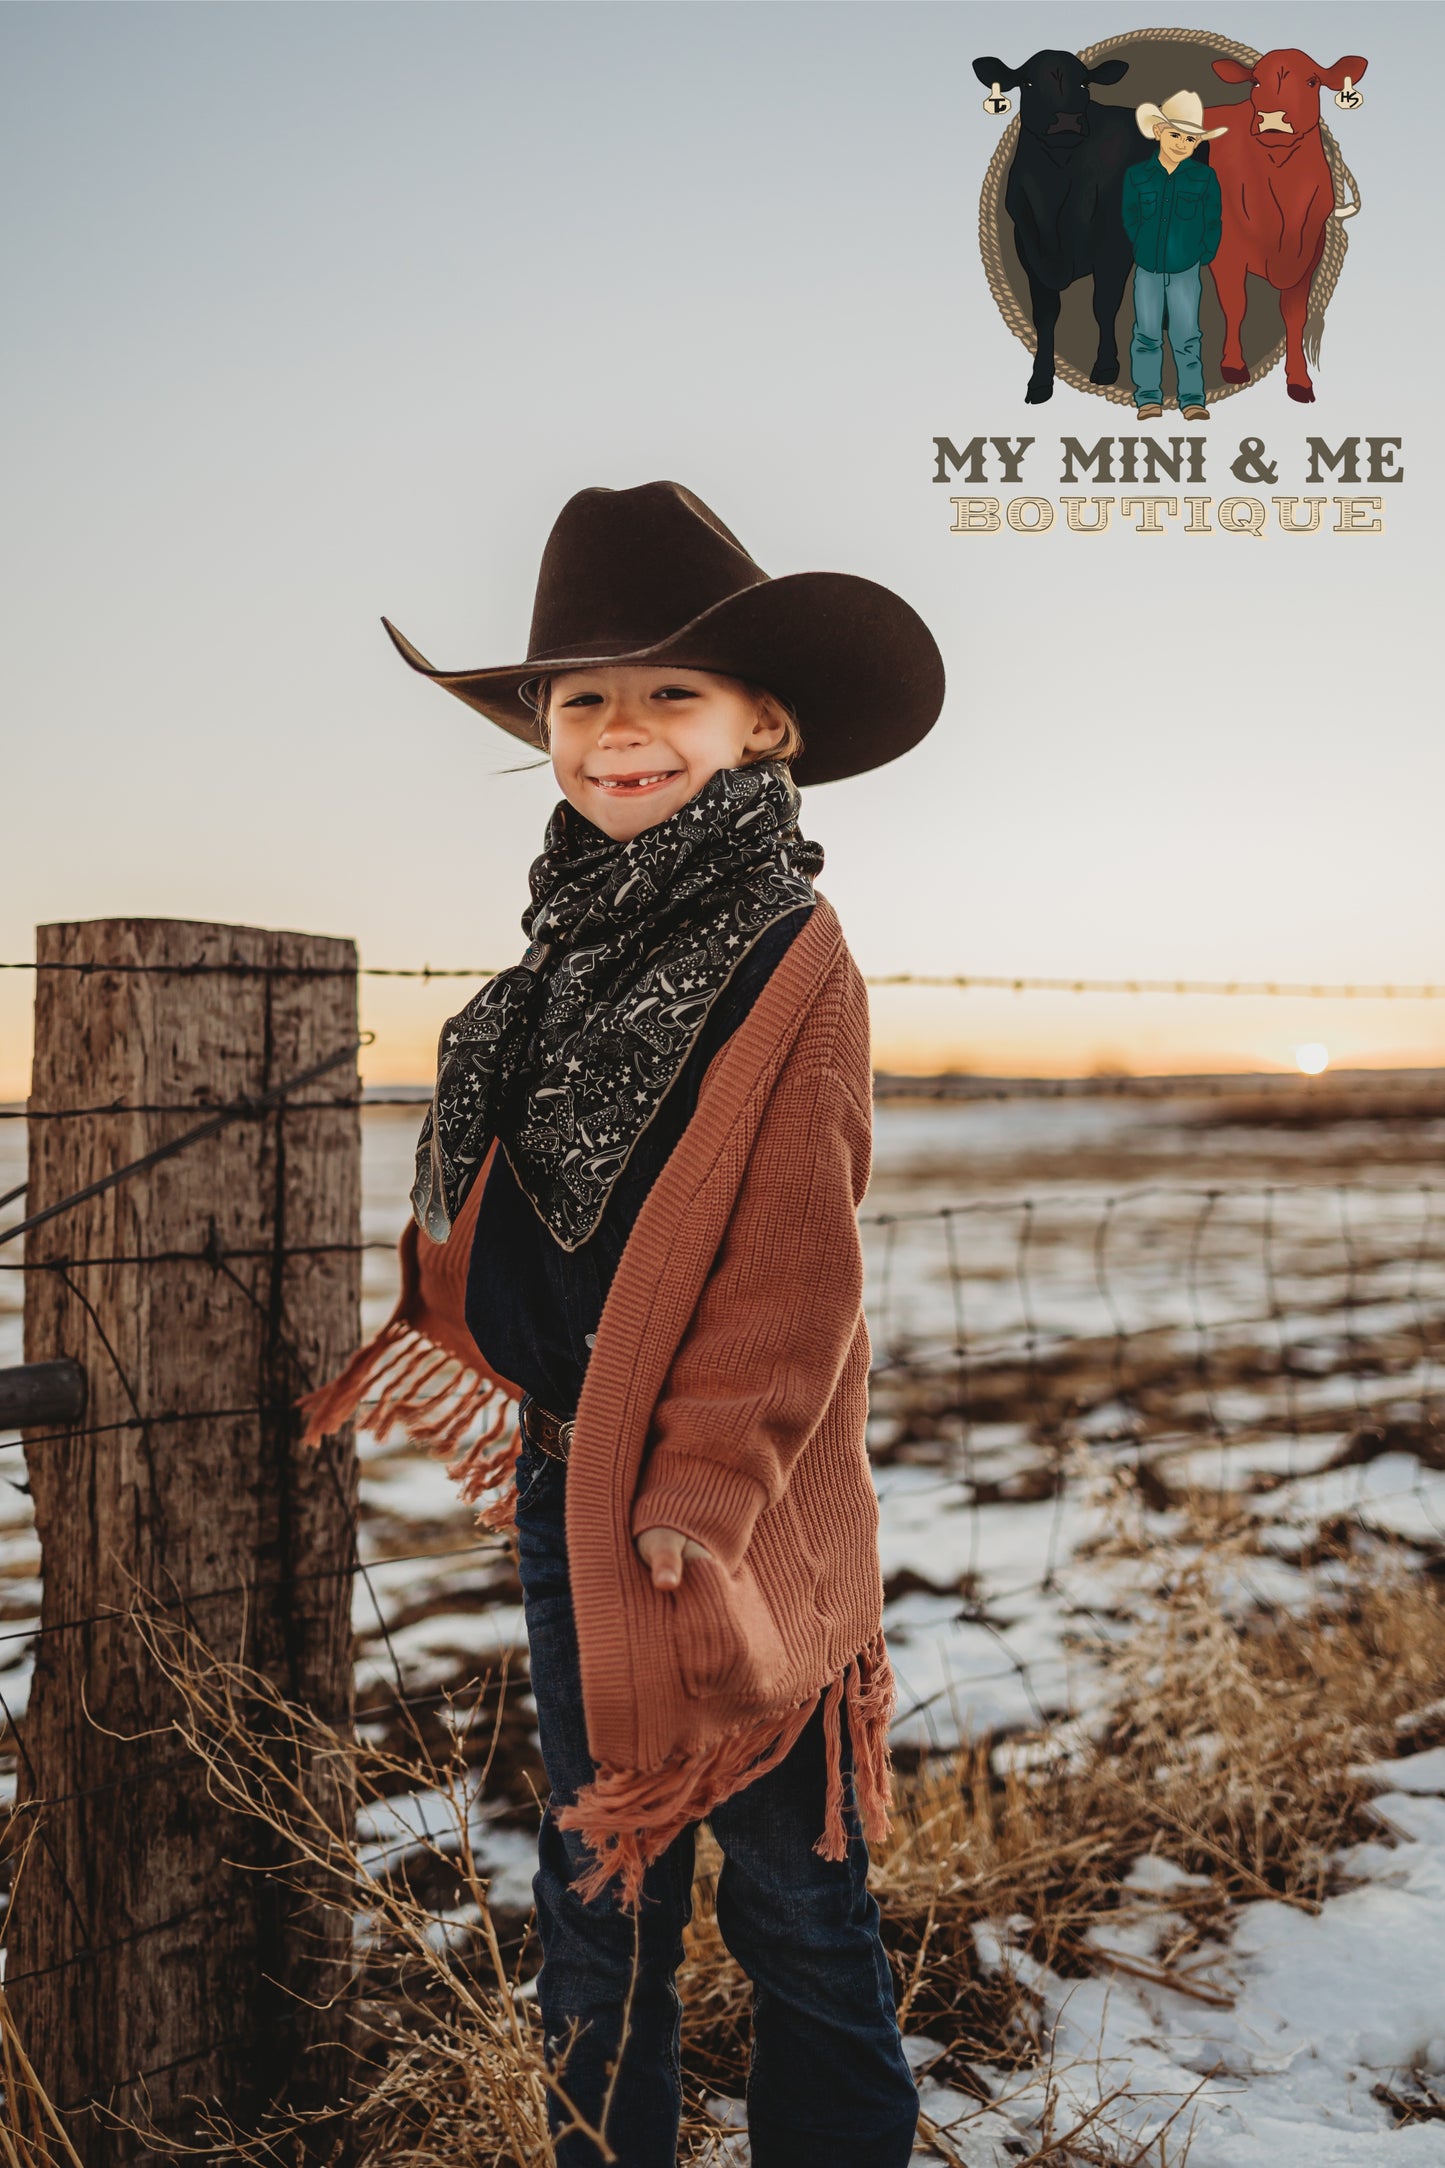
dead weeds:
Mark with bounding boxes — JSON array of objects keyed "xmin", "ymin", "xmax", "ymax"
[
  {"xmin": 6, "ymin": 1547, "xmax": 1442, "ymax": 2166},
  {"xmin": 671, "ymin": 1551, "xmax": 1445, "ymax": 2125},
  {"xmin": 872, "ymin": 1554, "xmax": 1445, "ymax": 2098}
]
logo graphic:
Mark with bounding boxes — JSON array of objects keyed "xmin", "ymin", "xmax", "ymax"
[{"xmin": 974, "ymin": 30, "xmax": 1366, "ymax": 410}]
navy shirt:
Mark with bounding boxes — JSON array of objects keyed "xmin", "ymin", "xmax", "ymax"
[{"xmin": 464, "ymin": 904, "xmax": 812, "ymax": 1416}]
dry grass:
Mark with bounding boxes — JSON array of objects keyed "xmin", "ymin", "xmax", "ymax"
[
  {"xmin": 5, "ymin": 1539, "xmax": 1443, "ymax": 2167},
  {"xmin": 110, "ymin": 1608, "xmax": 614, "ymax": 2168},
  {"xmin": 1373, "ymin": 2070, "xmax": 1445, "ymax": 2125},
  {"xmin": 869, "ymin": 1555, "xmax": 1445, "ymax": 2082},
  {"xmin": 0, "ymin": 1830, "xmax": 86, "ymax": 2168},
  {"xmin": 0, "ymin": 1990, "xmax": 86, "ymax": 2168},
  {"xmin": 673, "ymin": 1530, "xmax": 1445, "ymax": 2148}
]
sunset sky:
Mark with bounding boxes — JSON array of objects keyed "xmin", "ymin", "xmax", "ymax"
[{"xmin": 3, "ymin": 0, "xmax": 1440, "ymax": 1098}]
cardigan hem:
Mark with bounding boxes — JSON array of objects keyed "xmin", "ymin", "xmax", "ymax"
[{"xmin": 555, "ymin": 1628, "xmax": 896, "ymax": 1909}]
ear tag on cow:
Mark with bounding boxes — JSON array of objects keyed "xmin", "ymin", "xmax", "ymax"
[
  {"xmin": 1334, "ymin": 76, "xmax": 1363, "ymax": 110},
  {"xmin": 983, "ymin": 81, "xmax": 1012, "ymax": 116}
]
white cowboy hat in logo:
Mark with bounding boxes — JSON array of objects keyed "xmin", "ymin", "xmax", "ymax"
[{"xmin": 1135, "ymin": 89, "xmax": 1229, "ymax": 141}]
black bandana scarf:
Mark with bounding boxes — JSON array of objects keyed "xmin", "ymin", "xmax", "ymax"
[{"xmin": 412, "ymin": 760, "xmax": 824, "ymax": 1251}]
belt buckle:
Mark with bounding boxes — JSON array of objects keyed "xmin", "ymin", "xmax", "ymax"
[{"xmin": 524, "ymin": 1401, "xmax": 575, "ymax": 1462}]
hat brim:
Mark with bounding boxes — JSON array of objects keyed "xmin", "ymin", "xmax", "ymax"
[{"xmin": 381, "ymin": 570, "xmax": 945, "ymax": 790}]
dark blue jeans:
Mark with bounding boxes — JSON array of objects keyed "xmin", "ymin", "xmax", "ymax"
[{"xmin": 513, "ymin": 1424, "xmax": 919, "ymax": 2168}]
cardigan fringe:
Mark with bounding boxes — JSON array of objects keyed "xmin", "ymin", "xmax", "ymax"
[
  {"xmin": 297, "ymin": 1315, "xmax": 523, "ymax": 1529},
  {"xmin": 556, "ymin": 1631, "xmax": 897, "ymax": 1908},
  {"xmin": 297, "ymin": 1146, "xmax": 525, "ymax": 1523}
]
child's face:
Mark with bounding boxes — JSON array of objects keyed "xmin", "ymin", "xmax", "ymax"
[
  {"xmin": 1154, "ymin": 121, "xmax": 1202, "ymax": 165},
  {"xmin": 546, "ymin": 666, "xmax": 786, "ymax": 842}
]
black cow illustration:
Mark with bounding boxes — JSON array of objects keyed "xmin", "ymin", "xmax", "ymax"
[{"xmin": 973, "ymin": 50, "xmax": 1157, "ymax": 403}]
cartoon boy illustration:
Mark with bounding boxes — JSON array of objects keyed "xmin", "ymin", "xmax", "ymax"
[{"xmin": 1121, "ymin": 90, "xmax": 1227, "ymax": 420}]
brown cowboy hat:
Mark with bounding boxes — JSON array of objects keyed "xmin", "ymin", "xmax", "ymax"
[{"xmin": 382, "ymin": 480, "xmax": 945, "ymax": 788}]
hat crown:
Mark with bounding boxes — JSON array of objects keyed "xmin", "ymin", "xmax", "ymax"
[
  {"xmin": 1160, "ymin": 89, "xmax": 1206, "ymax": 128},
  {"xmin": 527, "ymin": 481, "xmax": 769, "ymax": 663}
]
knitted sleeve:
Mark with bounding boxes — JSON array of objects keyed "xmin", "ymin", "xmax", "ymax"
[{"xmin": 629, "ymin": 1055, "xmax": 873, "ymax": 1572}]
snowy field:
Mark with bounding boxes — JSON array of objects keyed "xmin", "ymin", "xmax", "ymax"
[{"xmin": 3, "ymin": 1090, "xmax": 1444, "ymax": 2160}]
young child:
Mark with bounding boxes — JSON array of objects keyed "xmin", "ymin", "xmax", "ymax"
[
  {"xmin": 1122, "ymin": 90, "xmax": 1227, "ymax": 421},
  {"xmin": 307, "ymin": 480, "xmax": 944, "ymax": 2168}
]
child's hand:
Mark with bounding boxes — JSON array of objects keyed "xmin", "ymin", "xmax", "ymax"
[{"xmin": 635, "ymin": 1526, "xmax": 715, "ymax": 1591}]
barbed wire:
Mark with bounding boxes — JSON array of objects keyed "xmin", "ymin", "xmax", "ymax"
[
  {"xmin": 0, "ymin": 959, "xmax": 361, "ymax": 978},
  {"xmin": 2, "ymin": 958, "xmax": 1441, "ymax": 997}
]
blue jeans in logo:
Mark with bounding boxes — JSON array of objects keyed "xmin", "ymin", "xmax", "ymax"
[
  {"xmin": 1130, "ymin": 263, "xmax": 1205, "ymax": 409},
  {"xmin": 513, "ymin": 1422, "xmax": 919, "ymax": 2168}
]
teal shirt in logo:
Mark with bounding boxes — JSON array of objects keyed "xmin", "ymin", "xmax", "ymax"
[{"xmin": 1121, "ymin": 155, "xmax": 1223, "ymax": 273}]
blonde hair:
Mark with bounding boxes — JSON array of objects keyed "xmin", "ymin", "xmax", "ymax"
[
  {"xmin": 745, "ymin": 687, "xmax": 805, "ymax": 766},
  {"xmin": 522, "ymin": 673, "xmax": 804, "ymax": 767}
]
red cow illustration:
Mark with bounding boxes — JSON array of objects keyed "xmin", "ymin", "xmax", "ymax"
[{"xmin": 1203, "ymin": 49, "xmax": 1367, "ymax": 402}]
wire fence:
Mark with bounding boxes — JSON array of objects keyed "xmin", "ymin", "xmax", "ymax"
[
  {"xmin": 5, "ymin": 1167, "xmax": 1439, "ymax": 1898},
  {"xmin": 1, "ymin": 955, "xmax": 1443, "ymax": 2047},
  {"xmin": 3, "ymin": 956, "xmax": 1444, "ymax": 996},
  {"xmin": 853, "ymin": 1163, "xmax": 1445, "ymax": 1753}
]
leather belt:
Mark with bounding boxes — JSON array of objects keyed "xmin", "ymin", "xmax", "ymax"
[{"xmin": 521, "ymin": 1398, "xmax": 576, "ymax": 1463}]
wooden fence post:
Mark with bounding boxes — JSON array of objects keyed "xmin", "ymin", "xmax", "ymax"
[{"xmin": 9, "ymin": 918, "xmax": 361, "ymax": 2160}]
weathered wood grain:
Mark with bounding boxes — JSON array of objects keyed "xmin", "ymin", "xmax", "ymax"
[{"xmin": 10, "ymin": 919, "xmax": 360, "ymax": 2160}]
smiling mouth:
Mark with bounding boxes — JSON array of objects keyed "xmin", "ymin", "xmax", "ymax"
[{"xmin": 587, "ymin": 770, "xmax": 683, "ymax": 794}]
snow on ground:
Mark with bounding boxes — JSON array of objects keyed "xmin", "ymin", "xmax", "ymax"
[
  {"xmin": 355, "ymin": 1782, "xmax": 538, "ymax": 1911},
  {"xmin": 3, "ymin": 1098, "xmax": 1444, "ymax": 2157},
  {"xmin": 1264, "ymin": 1454, "xmax": 1445, "ymax": 1548},
  {"xmin": 354, "ymin": 1603, "xmax": 529, "ymax": 1696},
  {"xmin": 874, "ymin": 1464, "xmax": 1131, "ymax": 1747},
  {"xmin": 898, "ymin": 1752, "xmax": 1445, "ymax": 2166}
]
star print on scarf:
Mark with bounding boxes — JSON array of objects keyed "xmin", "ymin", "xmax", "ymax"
[{"xmin": 411, "ymin": 760, "xmax": 824, "ymax": 1251}]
